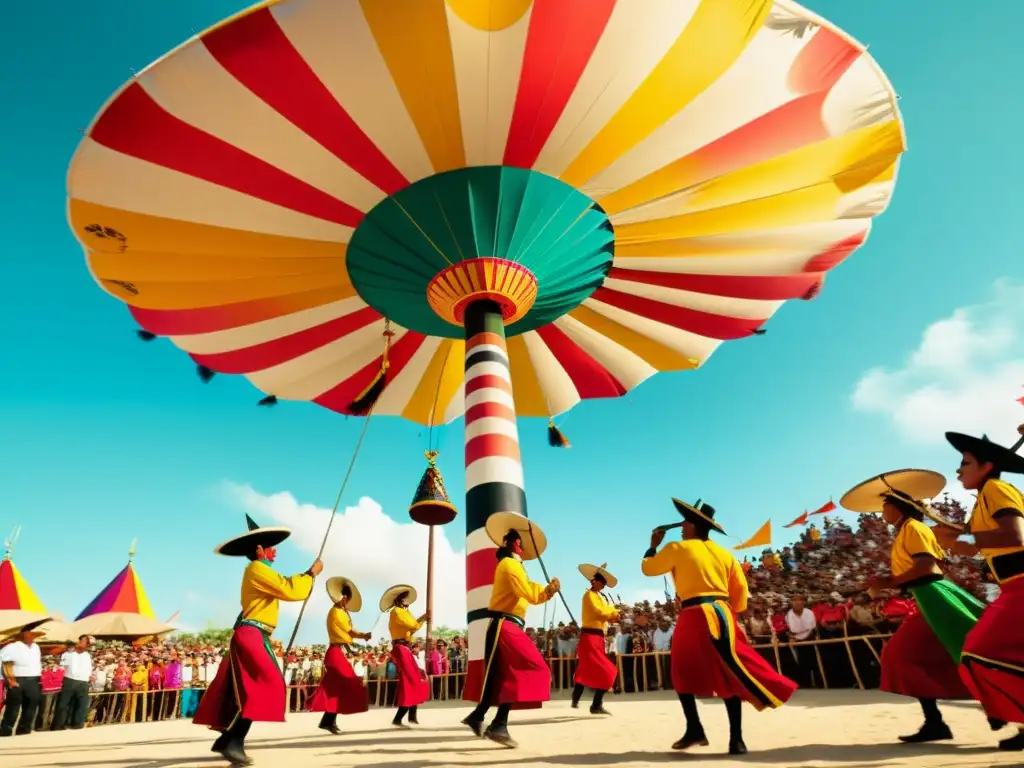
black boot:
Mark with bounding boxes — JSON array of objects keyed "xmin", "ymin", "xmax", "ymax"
[
  {"xmin": 407, "ymin": 705, "xmax": 419, "ymax": 725},
  {"xmin": 590, "ymin": 689, "xmax": 610, "ymax": 716},
  {"xmin": 725, "ymin": 697, "xmax": 747, "ymax": 755},
  {"xmin": 318, "ymin": 712, "xmax": 341, "ymax": 735},
  {"xmin": 989, "ymin": 716, "xmax": 1008, "ymax": 731},
  {"xmin": 392, "ymin": 706, "xmax": 410, "ymax": 728},
  {"xmin": 671, "ymin": 694, "xmax": 708, "ymax": 750},
  {"xmin": 463, "ymin": 702, "xmax": 488, "ymax": 738},
  {"xmin": 215, "ymin": 719, "xmax": 253, "ymax": 766},
  {"xmin": 899, "ymin": 699, "xmax": 953, "ymax": 743},
  {"xmin": 571, "ymin": 683, "xmax": 584, "ymax": 709},
  {"xmin": 484, "ymin": 704, "xmax": 517, "ymax": 748},
  {"xmin": 999, "ymin": 729, "xmax": 1024, "ymax": 751}
]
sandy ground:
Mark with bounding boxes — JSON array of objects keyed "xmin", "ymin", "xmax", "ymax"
[{"xmin": 4, "ymin": 690, "xmax": 1024, "ymax": 768}]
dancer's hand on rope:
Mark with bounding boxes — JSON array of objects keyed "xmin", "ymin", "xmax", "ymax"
[
  {"xmin": 546, "ymin": 578, "xmax": 561, "ymax": 597},
  {"xmin": 308, "ymin": 559, "xmax": 324, "ymax": 577}
]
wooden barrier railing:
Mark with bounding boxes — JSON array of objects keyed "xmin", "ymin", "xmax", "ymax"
[{"xmin": 1, "ymin": 632, "xmax": 893, "ymax": 730}]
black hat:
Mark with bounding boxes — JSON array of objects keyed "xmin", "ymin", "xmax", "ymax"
[
  {"xmin": 946, "ymin": 432, "xmax": 1024, "ymax": 475},
  {"xmin": 213, "ymin": 514, "xmax": 292, "ymax": 558},
  {"xmin": 671, "ymin": 498, "xmax": 725, "ymax": 534}
]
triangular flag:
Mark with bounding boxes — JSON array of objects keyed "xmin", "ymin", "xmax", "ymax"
[
  {"xmin": 810, "ymin": 500, "xmax": 836, "ymax": 516},
  {"xmin": 784, "ymin": 511, "xmax": 810, "ymax": 528},
  {"xmin": 734, "ymin": 520, "xmax": 772, "ymax": 551}
]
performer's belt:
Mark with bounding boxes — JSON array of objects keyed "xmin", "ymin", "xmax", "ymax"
[
  {"xmin": 989, "ymin": 551, "xmax": 1024, "ymax": 584},
  {"xmin": 484, "ymin": 610, "xmax": 525, "ymax": 629},
  {"xmin": 235, "ymin": 618, "xmax": 274, "ymax": 635},
  {"xmin": 678, "ymin": 594, "xmax": 728, "ymax": 609},
  {"xmin": 901, "ymin": 573, "xmax": 944, "ymax": 591},
  {"xmin": 580, "ymin": 628, "xmax": 604, "ymax": 637}
]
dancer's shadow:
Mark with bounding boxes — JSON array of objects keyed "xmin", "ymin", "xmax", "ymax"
[{"xmin": 356, "ymin": 741, "xmax": 999, "ymax": 768}]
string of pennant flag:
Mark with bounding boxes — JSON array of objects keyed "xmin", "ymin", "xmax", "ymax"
[{"xmin": 731, "ymin": 500, "xmax": 836, "ymax": 552}]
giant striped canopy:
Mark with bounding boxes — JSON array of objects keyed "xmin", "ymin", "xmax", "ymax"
[{"xmin": 68, "ymin": 0, "xmax": 904, "ymax": 425}]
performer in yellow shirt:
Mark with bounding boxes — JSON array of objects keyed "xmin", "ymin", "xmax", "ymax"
[
  {"xmin": 571, "ymin": 562, "xmax": 619, "ymax": 715},
  {"xmin": 193, "ymin": 514, "xmax": 321, "ymax": 767},
  {"xmin": 308, "ymin": 577, "xmax": 370, "ymax": 734},
  {"xmin": 382, "ymin": 584, "xmax": 430, "ymax": 727},
  {"xmin": 462, "ymin": 511, "xmax": 559, "ymax": 748},
  {"xmin": 841, "ymin": 470, "xmax": 986, "ymax": 744},
  {"xmin": 941, "ymin": 428, "xmax": 1024, "ymax": 750},
  {"xmin": 643, "ymin": 499, "xmax": 796, "ymax": 756}
]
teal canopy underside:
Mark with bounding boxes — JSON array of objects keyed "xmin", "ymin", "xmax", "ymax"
[{"xmin": 347, "ymin": 165, "xmax": 615, "ymax": 338}]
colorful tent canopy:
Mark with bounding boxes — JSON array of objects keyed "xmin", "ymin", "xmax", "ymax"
[
  {"xmin": 75, "ymin": 561, "xmax": 156, "ymax": 621},
  {"xmin": 0, "ymin": 556, "xmax": 47, "ymax": 615}
]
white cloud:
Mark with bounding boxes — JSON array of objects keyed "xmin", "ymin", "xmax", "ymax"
[
  {"xmin": 213, "ymin": 483, "xmax": 556, "ymax": 645},
  {"xmin": 852, "ymin": 280, "xmax": 1024, "ymax": 444}
]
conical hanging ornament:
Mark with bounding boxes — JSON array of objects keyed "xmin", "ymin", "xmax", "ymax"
[{"xmin": 409, "ymin": 451, "xmax": 457, "ymax": 527}]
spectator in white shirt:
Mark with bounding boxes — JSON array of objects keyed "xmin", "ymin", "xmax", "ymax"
[
  {"xmin": 52, "ymin": 635, "xmax": 95, "ymax": 730},
  {"xmin": 0, "ymin": 623, "xmax": 46, "ymax": 737},
  {"xmin": 784, "ymin": 596, "xmax": 817, "ymax": 687}
]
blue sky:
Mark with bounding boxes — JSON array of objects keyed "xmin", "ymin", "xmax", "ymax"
[{"xmin": 3, "ymin": 1, "xmax": 1023, "ymax": 643}]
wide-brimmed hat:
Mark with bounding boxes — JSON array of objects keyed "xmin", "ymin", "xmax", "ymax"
[
  {"xmin": 325, "ymin": 577, "xmax": 362, "ymax": 613},
  {"xmin": 379, "ymin": 584, "xmax": 417, "ymax": 613},
  {"xmin": 213, "ymin": 514, "xmax": 292, "ymax": 557},
  {"xmin": 840, "ymin": 469, "xmax": 946, "ymax": 516},
  {"xmin": 946, "ymin": 432, "xmax": 1024, "ymax": 475},
  {"xmin": 578, "ymin": 562, "xmax": 618, "ymax": 589},
  {"xmin": 2, "ymin": 617, "xmax": 49, "ymax": 640},
  {"xmin": 484, "ymin": 511, "xmax": 547, "ymax": 560},
  {"xmin": 671, "ymin": 498, "xmax": 725, "ymax": 534}
]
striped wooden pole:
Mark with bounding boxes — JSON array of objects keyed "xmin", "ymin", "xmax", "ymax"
[{"xmin": 462, "ymin": 299, "xmax": 527, "ymax": 697}]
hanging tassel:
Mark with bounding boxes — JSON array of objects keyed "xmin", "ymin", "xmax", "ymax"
[
  {"xmin": 136, "ymin": 330, "xmax": 157, "ymax": 342},
  {"xmin": 348, "ymin": 320, "xmax": 394, "ymax": 415},
  {"xmin": 548, "ymin": 419, "xmax": 571, "ymax": 448},
  {"xmin": 196, "ymin": 365, "xmax": 216, "ymax": 383},
  {"xmin": 752, "ymin": 328, "xmax": 767, "ymax": 336},
  {"xmin": 258, "ymin": 395, "xmax": 278, "ymax": 407}
]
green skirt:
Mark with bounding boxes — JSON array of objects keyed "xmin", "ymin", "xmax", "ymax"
[{"xmin": 908, "ymin": 578, "xmax": 987, "ymax": 662}]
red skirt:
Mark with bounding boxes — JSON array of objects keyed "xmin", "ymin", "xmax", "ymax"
[
  {"xmin": 193, "ymin": 625, "xmax": 285, "ymax": 728},
  {"xmin": 881, "ymin": 609, "xmax": 972, "ymax": 700},
  {"xmin": 961, "ymin": 578, "xmax": 1024, "ymax": 722},
  {"xmin": 308, "ymin": 645, "xmax": 369, "ymax": 715},
  {"xmin": 463, "ymin": 616, "xmax": 549, "ymax": 709},
  {"xmin": 574, "ymin": 631, "xmax": 616, "ymax": 691},
  {"xmin": 391, "ymin": 643, "xmax": 429, "ymax": 708},
  {"xmin": 671, "ymin": 600, "xmax": 796, "ymax": 710}
]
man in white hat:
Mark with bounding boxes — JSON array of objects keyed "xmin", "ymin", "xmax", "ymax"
[
  {"xmin": 0, "ymin": 620, "xmax": 47, "ymax": 737},
  {"xmin": 192, "ymin": 514, "xmax": 322, "ymax": 766}
]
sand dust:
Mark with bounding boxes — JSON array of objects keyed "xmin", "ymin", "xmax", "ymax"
[{"xmin": 4, "ymin": 690, "xmax": 1024, "ymax": 768}]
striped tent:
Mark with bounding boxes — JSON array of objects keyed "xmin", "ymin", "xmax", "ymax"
[
  {"xmin": 75, "ymin": 560, "xmax": 156, "ymax": 621},
  {"xmin": 0, "ymin": 555, "xmax": 49, "ymax": 634}
]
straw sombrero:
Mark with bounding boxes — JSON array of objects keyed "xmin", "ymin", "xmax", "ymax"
[
  {"xmin": 946, "ymin": 432, "xmax": 1024, "ymax": 475},
  {"xmin": 671, "ymin": 498, "xmax": 725, "ymax": 534},
  {"xmin": 578, "ymin": 562, "xmax": 618, "ymax": 589},
  {"xmin": 214, "ymin": 514, "xmax": 291, "ymax": 557},
  {"xmin": 840, "ymin": 469, "xmax": 954, "ymax": 526},
  {"xmin": 0, "ymin": 617, "xmax": 49, "ymax": 641},
  {"xmin": 379, "ymin": 584, "xmax": 417, "ymax": 613},
  {"xmin": 325, "ymin": 577, "xmax": 362, "ymax": 613},
  {"xmin": 484, "ymin": 511, "xmax": 547, "ymax": 560}
]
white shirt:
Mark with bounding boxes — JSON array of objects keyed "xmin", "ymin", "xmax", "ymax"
[
  {"xmin": 0, "ymin": 641, "xmax": 43, "ymax": 677},
  {"xmin": 653, "ymin": 627, "xmax": 673, "ymax": 652},
  {"xmin": 786, "ymin": 609, "xmax": 817, "ymax": 641},
  {"xmin": 60, "ymin": 649, "xmax": 93, "ymax": 682},
  {"xmin": 92, "ymin": 667, "xmax": 108, "ymax": 692}
]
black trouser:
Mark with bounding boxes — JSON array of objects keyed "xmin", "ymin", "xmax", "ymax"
[
  {"xmin": 466, "ymin": 619, "xmax": 512, "ymax": 732},
  {"xmin": 571, "ymin": 683, "xmax": 607, "ymax": 711},
  {"xmin": 213, "ymin": 717, "xmax": 252, "ymax": 752},
  {"xmin": 1, "ymin": 676, "xmax": 43, "ymax": 736},
  {"xmin": 51, "ymin": 679, "xmax": 91, "ymax": 730}
]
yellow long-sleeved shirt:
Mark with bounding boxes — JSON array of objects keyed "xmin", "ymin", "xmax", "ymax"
[
  {"xmin": 240, "ymin": 560, "xmax": 314, "ymax": 632},
  {"xmin": 581, "ymin": 589, "xmax": 618, "ymax": 632},
  {"xmin": 641, "ymin": 539, "xmax": 748, "ymax": 613},
  {"xmin": 326, "ymin": 606, "xmax": 354, "ymax": 645},
  {"xmin": 890, "ymin": 519, "xmax": 944, "ymax": 576},
  {"xmin": 489, "ymin": 556, "xmax": 552, "ymax": 619},
  {"xmin": 389, "ymin": 607, "xmax": 421, "ymax": 641},
  {"xmin": 969, "ymin": 479, "xmax": 1024, "ymax": 571}
]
